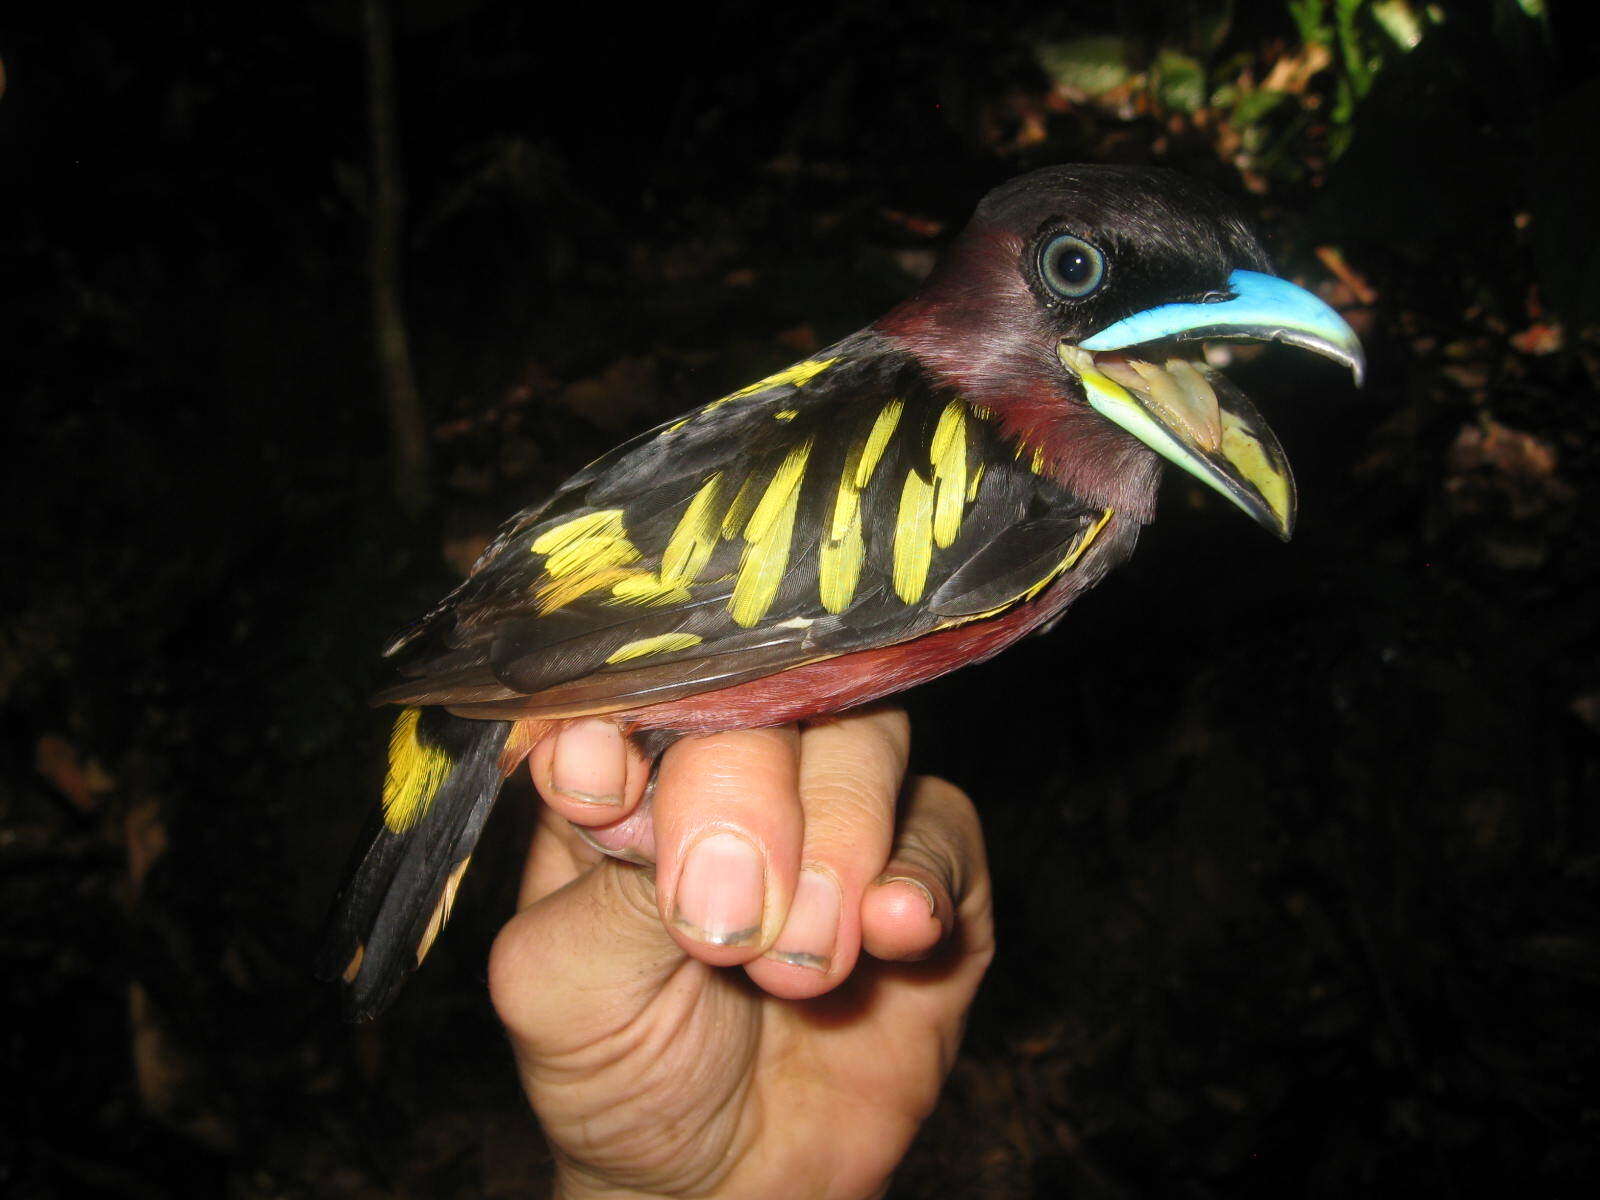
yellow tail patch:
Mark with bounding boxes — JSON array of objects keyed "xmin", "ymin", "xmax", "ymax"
[
  {"xmin": 416, "ymin": 856, "xmax": 472, "ymax": 965},
  {"xmin": 382, "ymin": 708, "xmax": 454, "ymax": 834}
]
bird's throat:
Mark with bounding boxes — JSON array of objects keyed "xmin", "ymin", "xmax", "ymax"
[{"xmin": 876, "ymin": 245, "xmax": 1164, "ymax": 524}]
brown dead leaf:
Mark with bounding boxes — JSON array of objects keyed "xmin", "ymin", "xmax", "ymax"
[
  {"xmin": 1445, "ymin": 416, "xmax": 1572, "ymax": 522},
  {"xmin": 1314, "ymin": 245, "xmax": 1378, "ymax": 306},
  {"xmin": 1510, "ymin": 322, "xmax": 1564, "ymax": 356},
  {"xmin": 1261, "ymin": 41, "xmax": 1333, "ymax": 94},
  {"xmin": 559, "ymin": 355, "xmax": 661, "ymax": 432},
  {"xmin": 130, "ymin": 981, "xmax": 187, "ymax": 1118},
  {"xmin": 881, "ymin": 208, "xmax": 946, "ymax": 239},
  {"xmin": 1570, "ymin": 692, "xmax": 1600, "ymax": 732},
  {"xmin": 125, "ymin": 794, "xmax": 167, "ymax": 897},
  {"xmin": 35, "ymin": 734, "xmax": 115, "ymax": 812},
  {"xmin": 442, "ymin": 532, "xmax": 491, "ymax": 576},
  {"xmin": 775, "ymin": 324, "xmax": 818, "ymax": 354}
]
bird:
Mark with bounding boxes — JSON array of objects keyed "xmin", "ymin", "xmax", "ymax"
[{"xmin": 318, "ymin": 164, "xmax": 1364, "ymax": 1019}]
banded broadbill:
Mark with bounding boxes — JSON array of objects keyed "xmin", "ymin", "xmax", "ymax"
[{"xmin": 320, "ymin": 164, "xmax": 1364, "ymax": 1019}]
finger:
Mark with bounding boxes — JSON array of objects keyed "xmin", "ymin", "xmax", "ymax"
[
  {"xmin": 515, "ymin": 789, "xmax": 658, "ymax": 910},
  {"xmin": 744, "ymin": 708, "xmax": 910, "ymax": 999},
  {"xmin": 652, "ymin": 726, "xmax": 802, "ymax": 966},
  {"xmin": 861, "ymin": 775, "xmax": 990, "ymax": 964},
  {"xmin": 489, "ymin": 857, "xmax": 680, "ymax": 1059},
  {"xmin": 528, "ymin": 718, "xmax": 652, "ymax": 826}
]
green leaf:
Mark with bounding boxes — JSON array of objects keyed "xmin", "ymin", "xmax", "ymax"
[
  {"xmin": 1036, "ymin": 35, "xmax": 1132, "ymax": 95},
  {"xmin": 1154, "ymin": 49, "xmax": 1206, "ymax": 114}
]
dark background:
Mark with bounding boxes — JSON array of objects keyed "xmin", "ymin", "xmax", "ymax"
[{"xmin": 4, "ymin": 1, "xmax": 1598, "ymax": 1195}]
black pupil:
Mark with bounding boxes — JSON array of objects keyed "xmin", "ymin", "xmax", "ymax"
[{"xmin": 1056, "ymin": 246, "xmax": 1090, "ymax": 283}]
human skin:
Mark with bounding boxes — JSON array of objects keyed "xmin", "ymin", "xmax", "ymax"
[{"xmin": 489, "ymin": 707, "xmax": 994, "ymax": 1199}]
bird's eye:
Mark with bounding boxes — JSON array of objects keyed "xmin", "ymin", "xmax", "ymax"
[{"xmin": 1039, "ymin": 233, "xmax": 1105, "ymax": 300}]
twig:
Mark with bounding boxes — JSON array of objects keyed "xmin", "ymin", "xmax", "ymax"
[{"xmin": 364, "ymin": 0, "xmax": 431, "ymax": 514}]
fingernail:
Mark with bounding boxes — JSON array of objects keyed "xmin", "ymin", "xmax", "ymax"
[
  {"xmin": 767, "ymin": 869, "xmax": 840, "ymax": 972},
  {"xmin": 571, "ymin": 823, "xmax": 653, "ymax": 867},
  {"xmin": 876, "ymin": 874, "xmax": 937, "ymax": 917},
  {"xmin": 672, "ymin": 831, "xmax": 764, "ymax": 947},
  {"xmin": 551, "ymin": 721, "xmax": 625, "ymax": 805}
]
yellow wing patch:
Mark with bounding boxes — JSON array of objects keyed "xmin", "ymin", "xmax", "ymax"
[
  {"xmin": 930, "ymin": 400, "xmax": 968, "ymax": 549},
  {"xmin": 531, "ymin": 510, "xmax": 645, "ymax": 613},
  {"xmin": 383, "ymin": 708, "xmax": 454, "ymax": 834},
  {"xmin": 605, "ymin": 632, "xmax": 705, "ymax": 664},
  {"xmin": 893, "ymin": 469, "xmax": 937, "ymax": 604},
  {"xmin": 819, "ymin": 516, "xmax": 864, "ymax": 613},
  {"xmin": 702, "ymin": 357, "xmax": 840, "ymax": 415},
  {"xmin": 661, "ymin": 474, "xmax": 723, "ymax": 587},
  {"xmin": 721, "ymin": 473, "xmax": 763, "ymax": 541},
  {"xmin": 608, "ymin": 575, "xmax": 693, "ymax": 606},
  {"xmin": 955, "ymin": 507, "xmax": 1117, "ymax": 624},
  {"xmin": 731, "ymin": 437, "xmax": 813, "ymax": 626},
  {"xmin": 857, "ymin": 399, "xmax": 903, "ymax": 488},
  {"xmin": 521, "ymin": 391, "xmax": 1036, "ymax": 644},
  {"xmin": 1025, "ymin": 506, "xmax": 1114, "ymax": 601}
]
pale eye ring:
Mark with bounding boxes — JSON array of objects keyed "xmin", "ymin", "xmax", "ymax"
[{"xmin": 1039, "ymin": 233, "xmax": 1106, "ymax": 299}]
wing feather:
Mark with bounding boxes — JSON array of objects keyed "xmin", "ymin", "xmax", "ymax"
[{"xmin": 379, "ymin": 334, "xmax": 1110, "ymax": 716}]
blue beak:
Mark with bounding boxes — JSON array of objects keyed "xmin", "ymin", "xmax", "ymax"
[
  {"xmin": 1081, "ymin": 269, "xmax": 1365, "ymax": 385},
  {"xmin": 1058, "ymin": 270, "xmax": 1365, "ymax": 540}
]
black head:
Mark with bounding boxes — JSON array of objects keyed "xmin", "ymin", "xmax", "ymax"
[
  {"xmin": 877, "ymin": 164, "xmax": 1361, "ymax": 530},
  {"xmin": 973, "ymin": 164, "xmax": 1274, "ymax": 344}
]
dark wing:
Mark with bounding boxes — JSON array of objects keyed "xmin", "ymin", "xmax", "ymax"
[{"xmin": 378, "ymin": 334, "xmax": 1111, "ymax": 717}]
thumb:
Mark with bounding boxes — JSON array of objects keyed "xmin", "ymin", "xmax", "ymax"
[{"xmin": 488, "ymin": 858, "xmax": 684, "ymax": 1058}]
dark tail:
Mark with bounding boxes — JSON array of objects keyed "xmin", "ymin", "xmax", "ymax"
[{"xmin": 317, "ymin": 707, "xmax": 513, "ymax": 1021}]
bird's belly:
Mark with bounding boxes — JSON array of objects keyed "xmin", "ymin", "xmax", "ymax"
[{"xmin": 618, "ymin": 597, "xmax": 1057, "ymax": 736}]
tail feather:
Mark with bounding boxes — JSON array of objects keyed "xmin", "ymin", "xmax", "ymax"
[{"xmin": 317, "ymin": 708, "xmax": 515, "ymax": 1021}]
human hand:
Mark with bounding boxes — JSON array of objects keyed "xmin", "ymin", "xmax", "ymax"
[{"xmin": 489, "ymin": 708, "xmax": 993, "ymax": 1199}]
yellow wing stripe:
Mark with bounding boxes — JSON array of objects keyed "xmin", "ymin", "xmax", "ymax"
[
  {"xmin": 831, "ymin": 440, "xmax": 866, "ymax": 542},
  {"xmin": 605, "ymin": 632, "xmax": 704, "ymax": 664},
  {"xmin": 661, "ymin": 474, "xmax": 723, "ymax": 587},
  {"xmin": 608, "ymin": 575, "xmax": 693, "ymax": 606},
  {"xmin": 930, "ymin": 400, "xmax": 967, "ymax": 548},
  {"xmin": 705, "ymin": 357, "xmax": 839, "ymax": 413},
  {"xmin": 537, "ymin": 567, "xmax": 636, "ymax": 613},
  {"xmin": 524, "ymin": 392, "xmax": 1043, "ymax": 632},
  {"xmin": 955, "ymin": 507, "xmax": 1118, "ymax": 624},
  {"xmin": 856, "ymin": 399, "xmax": 903, "ymax": 488},
  {"xmin": 731, "ymin": 488, "xmax": 801, "ymax": 627},
  {"xmin": 746, "ymin": 438, "xmax": 813, "ymax": 543},
  {"xmin": 819, "ymin": 519, "xmax": 864, "ymax": 613},
  {"xmin": 731, "ymin": 439, "xmax": 813, "ymax": 627},
  {"xmin": 893, "ymin": 469, "xmax": 936, "ymax": 604},
  {"xmin": 721, "ymin": 472, "xmax": 762, "ymax": 541},
  {"xmin": 1022, "ymin": 506, "xmax": 1114, "ymax": 601},
  {"xmin": 382, "ymin": 708, "xmax": 454, "ymax": 834},
  {"xmin": 531, "ymin": 510, "xmax": 641, "ymax": 579}
]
